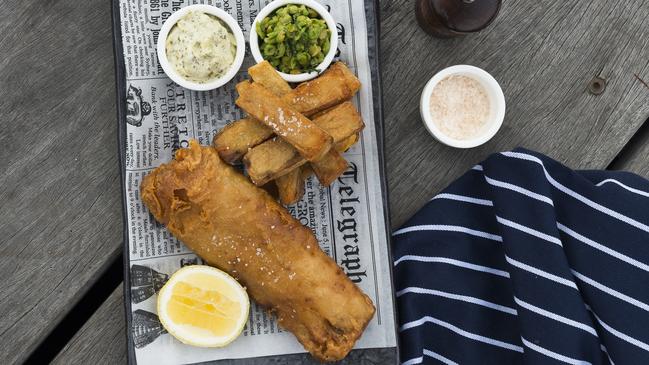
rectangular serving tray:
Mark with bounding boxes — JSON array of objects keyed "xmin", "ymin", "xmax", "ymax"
[{"xmin": 110, "ymin": 1, "xmax": 399, "ymax": 363}]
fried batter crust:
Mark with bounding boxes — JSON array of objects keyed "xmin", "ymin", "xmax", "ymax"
[{"xmin": 141, "ymin": 141, "xmax": 375, "ymax": 361}]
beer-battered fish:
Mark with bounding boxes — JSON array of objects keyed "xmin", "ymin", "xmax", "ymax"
[{"xmin": 140, "ymin": 141, "xmax": 375, "ymax": 361}]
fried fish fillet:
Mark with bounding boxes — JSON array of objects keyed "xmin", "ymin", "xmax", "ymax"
[
  {"xmin": 140, "ymin": 141, "xmax": 375, "ymax": 361},
  {"xmin": 236, "ymin": 81, "xmax": 333, "ymax": 162}
]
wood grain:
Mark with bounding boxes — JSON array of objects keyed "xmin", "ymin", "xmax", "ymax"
[
  {"xmin": 0, "ymin": 0, "xmax": 122, "ymax": 363},
  {"xmin": 381, "ymin": 0, "xmax": 649, "ymax": 227},
  {"xmin": 52, "ymin": 285, "xmax": 127, "ymax": 365},
  {"xmin": 3, "ymin": 0, "xmax": 649, "ymax": 362},
  {"xmin": 609, "ymin": 118, "xmax": 649, "ymax": 177}
]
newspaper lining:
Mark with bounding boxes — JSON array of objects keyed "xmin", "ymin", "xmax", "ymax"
[{"xmin": 119, "ymin": 1, "xmax": 396, "ymax": 363}]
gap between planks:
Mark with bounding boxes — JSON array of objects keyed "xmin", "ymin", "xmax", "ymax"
[
  {"xmin": 24, "ymin": 254, "xmax": 124, "ymax": 364},
  {"xmin": 607, "ymin": 117, "xmax": 649, "ymax": 172}
]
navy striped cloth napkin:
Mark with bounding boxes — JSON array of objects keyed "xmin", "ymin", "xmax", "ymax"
[{"xmin": 392, "ymin": 149, "xmax": 649, "ymax": 365}]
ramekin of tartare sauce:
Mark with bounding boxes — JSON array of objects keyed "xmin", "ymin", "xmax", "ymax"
[
  {"xmin": 420, "ymin": 65, "xmax": 506, "ymax": 148},
  {"xmin": 157, "ymin": 5, "xmax": 245, "ymax": 91}
]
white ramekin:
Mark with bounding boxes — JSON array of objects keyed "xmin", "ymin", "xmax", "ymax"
[
  {"xmin": 249, "ymin": 0, "xmax": 338, "ymax": 83},
  {"xmin": 156, "ymin": 4, "xmax": 245, "ymax": 91},
  {"xmin": 420, "ymin": 65, "xmax": 506, "ymax": 149}
]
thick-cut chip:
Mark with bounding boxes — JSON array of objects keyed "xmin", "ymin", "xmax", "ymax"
[
  {"xmin": 236, "ymin": 81, "xmax": 333, "ymax": 162},
  {"xmin": 311, "ymin": 149, "xmax": 349, "ymax": 187},
  {"xmin": 275, "ymin": 150, "xmax": 352, "ymax": 204},
  {"xmin": 243, "ymin": 138, "xmax": 306, "ymax": 186},
  {"xmin": 275, "ymin": 165, "xmax": 317, "ymax": 205},
  {"xmin": 301, "ymin": 165, "xmax": 314, "ymax": 179},
  {"xmin": 312, "ymin": 102, "xmax": 365, "ymax": 141},
  {"xmin": 214, "ymin": 63, "xmax": 292, "ymax": 164},
  {"xmin": 275, "ymin": 168, "xmax": 306, "ymax": 205},
  {"xmin": 213, "ymin": 118, "xmax": 273, "ymax": 164},
  {"xmin": 214, "ymin": 63, "xmax": 361, "ymax": 163},
  {"xmin": 305, "ymin": 131, "xmax": 359, "ymax": 195},
  {"xmin": 248, "ymin": 61, "xmax": 292, "ymax": 97},
  {"xmin": 261, "ymin": 181, "xmax": 279, "ymax": 199},
  {"xmin": 335, "ymin": 133, "xmax": 359, "ymax": 152},
  {"xmin": 283, "ymin": 63, "xmax": 360, "ymax": 116},
  {"xmin": 329, "ymin": 62, "xmax": 361, "ymax": 95},
  {"xmin": 244, "ymin": 102, "xmax": 364, "ymax": 186}
]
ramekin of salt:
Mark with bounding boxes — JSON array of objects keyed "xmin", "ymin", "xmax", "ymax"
[{"xmin": 420, "ymin": 65, "xmax": 505, "ymax": 148}]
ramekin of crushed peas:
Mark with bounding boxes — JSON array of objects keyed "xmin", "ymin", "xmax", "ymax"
[{"xmin": 250, "ymin": 0, "xmax": 338, "ymax": 82}]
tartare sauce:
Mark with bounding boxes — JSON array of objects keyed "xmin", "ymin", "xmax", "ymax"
[{"xmin": 165, "ymin": 11, "xmax": 237, "ymax": 83}]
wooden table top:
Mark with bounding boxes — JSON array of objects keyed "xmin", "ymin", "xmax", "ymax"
[{"xmin": 1, "ymin": 0, "xmax": 648, "ymax": 363}]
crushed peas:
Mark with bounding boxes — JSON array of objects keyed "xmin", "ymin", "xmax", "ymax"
[{"xmin": 256, "ymin": 4, "xmax": 332, "ymax": 74}]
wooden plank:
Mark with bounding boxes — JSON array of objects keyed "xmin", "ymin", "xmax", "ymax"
[
  {"xmin": 0, "ymin": 0, "xmax": 122, "ymax": 363},
  {"xmin": 52, "ymin": 285, "xmax": 395, "ymax": 364},
  {"xmin": 4, "ymin": 0, "xmax": 648, "ymax": 363},
  {"xmin": 381, "ymin": 0, "xmax": 649, "ymax": 227},
  {"xmin": 52, "ymin": 285, "xmax": 127, "ymax": 365},
  {"xmin": 609, "ymin": 119, "xmax": 649, "ymax": 177},
  {"xmin": 52, "ymin": 0, "xmax": 649, "ymax": 362}
]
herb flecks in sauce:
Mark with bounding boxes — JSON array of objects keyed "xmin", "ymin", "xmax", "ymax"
[
  {"xmin": 166, "ymin": 11, "xmax": 236, "ymax": 84},
  {"xmin": 256, "ymin": 5, "xmax": 331, "ymax": 74}
]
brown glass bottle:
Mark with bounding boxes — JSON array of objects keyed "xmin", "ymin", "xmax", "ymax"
[{"xmin": 415, "ymin": 0, "xmax": 502, "ymax": 38}]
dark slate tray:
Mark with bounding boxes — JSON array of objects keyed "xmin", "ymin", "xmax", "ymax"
[{"xmin": 111, "ymin": 0, "xmax": 398, "ymax": 363}]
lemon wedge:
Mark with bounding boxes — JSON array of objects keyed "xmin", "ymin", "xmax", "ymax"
[{"xmin": 157, "ymin": 265, "xmax": 249, "ymax": 347}]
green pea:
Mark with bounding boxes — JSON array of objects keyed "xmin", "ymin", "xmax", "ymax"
[
  {"xmin": 322, "ymin": 39, "xmax": 330, "ymax": 53},
  {"xmin": 256, "ymin": 22, "xmax": 265, "ymax": 38},
  {"xmin": 263, "ymin": 43, "xmax": 276, "ymax": 56},
  {"xmin": 308, "ymin": 44, "xmax": 321, "ymax": 57},
  {"xmin": 296, "ymin": 52, "xmax": 309, "ymax": 66},
  {"xmin": 296, "ymin": 15, "xmax": 309, "ymax": 27},
  {"xmin": 305, "ymin": 27, "xmax": 317, "ymax": 40},
  {"xmin": 276, "ymin": 43, "xmax": 286, "ymax": 57},
  {"xmin": 279, "ymin": 14, "xmax": 291, "ymax": 24}
]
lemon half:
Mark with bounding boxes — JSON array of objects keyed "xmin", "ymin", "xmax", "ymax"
[{"xmin": 157, "ymin": 265, "xmax": 249, "ymax": 347}]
